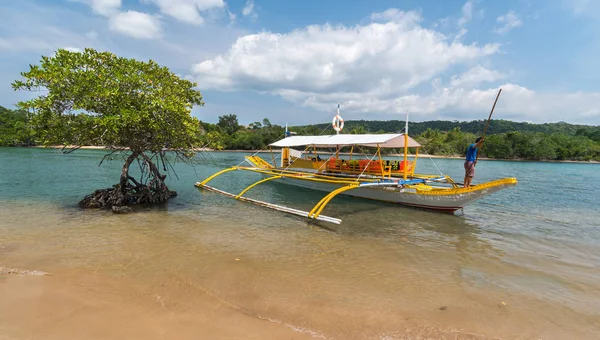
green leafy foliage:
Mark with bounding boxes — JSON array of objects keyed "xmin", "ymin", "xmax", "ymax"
[
  {"xmin": 11, "ymin": 48, "xmax": 203, "ymax": 154},
  {"xmin": 217, "ymin": 114, "xmax": 241, "ymax": 135},
  {"xmin": 0, "ymin": 106, "xmax": 32, "ymax": 146},
  {"xmin": 199, "ymin": 114, "xmax": 285, "ymax": 150}
]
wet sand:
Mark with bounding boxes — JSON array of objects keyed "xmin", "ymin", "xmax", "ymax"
[
  {"xmin": 0, "ymin": 269, "xmax": 316, "ymax": 340},
  {"xmin": 0, "ymin": 268, "xmax": 523, "ymax": 340}
]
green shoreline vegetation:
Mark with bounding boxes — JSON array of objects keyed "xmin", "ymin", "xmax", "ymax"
[{"xmin": 2, "ymin": 106, "xmax": 600, "ymax": 162}]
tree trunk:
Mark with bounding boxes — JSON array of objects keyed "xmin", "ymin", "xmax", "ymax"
[
  {"xmin": 78, "ymin": 150, "xmax": 177, "ymax": 212},
  {"xmin": 119, "ymin": 151, "xmax": 139, "ymax": 193}
]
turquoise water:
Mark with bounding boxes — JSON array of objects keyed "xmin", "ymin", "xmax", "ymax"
[{"xmin": 1, "ymin": 147, "xmax": 600, "ymax": 339}]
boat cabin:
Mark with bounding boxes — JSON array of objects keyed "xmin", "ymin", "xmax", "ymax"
[{"xmin": 269, "ymin": 133, "xmax": 422, "ymax": 179}]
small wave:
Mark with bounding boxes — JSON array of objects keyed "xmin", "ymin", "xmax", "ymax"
[
  {"xmin": 0, "ymin": 266, "xmax": 47, "ymax": 276},
  {"xmin": 260, "ymin": 316, "xmax": 328, "ymax": 339}
]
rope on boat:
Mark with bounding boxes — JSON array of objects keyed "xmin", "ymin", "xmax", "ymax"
[
  {"xmin": 354, "ymin": 152, "xmax": 380, "ymax": 182},
  {"xmin": 429, "ymin": 156, "xmax": 444, "ymax": 176}
]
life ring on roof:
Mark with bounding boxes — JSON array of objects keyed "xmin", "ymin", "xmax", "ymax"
[{"xmin": 332, "ymin": 114, "xmax": 344, "ymax": 132}]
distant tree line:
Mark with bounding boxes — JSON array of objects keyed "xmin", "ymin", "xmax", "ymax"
[
  {"xmin": 289, "ymin": 119, "xmax": 600, "ymax": 161},
  {"xmin": 198, "ymin": 114, "xmax": 286, "ymax": 150},
  {"xmin": 0, "ymin": 106, "xmax": 32, "ymax": 146},
  {"xmin": 2, "ymin": 105, "xmax": 599, "ymax": 161}
]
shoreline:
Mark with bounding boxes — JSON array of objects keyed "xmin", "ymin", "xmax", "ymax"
[{"xmin": 23, "ymin": 145, "xmax": 600, "ymax": 164}]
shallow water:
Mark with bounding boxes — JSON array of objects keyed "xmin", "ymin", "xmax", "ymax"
[{"xmin": 1, "ymin": 147, "xmax": 599, "ymax": 339}]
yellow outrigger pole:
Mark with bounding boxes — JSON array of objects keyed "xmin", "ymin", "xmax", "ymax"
[
  {"xmin": 308, "ymin": 183, "xmax": 360, "ymax": 219},
  {"xmin": 196, "ymin": 166, "xmax": 238, "ymax": 187},
  {"xmin": 235, "ymin": 175, "xmax": 282, "ymax": 199}
]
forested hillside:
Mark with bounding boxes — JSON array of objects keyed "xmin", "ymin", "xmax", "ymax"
[
  {"xmin": 2, "ymin": 105, "xmax": 599, "ymax": 161},
  {"xmin": 292, "ymin": 119, "xmax": 599, "ymax": 137}
]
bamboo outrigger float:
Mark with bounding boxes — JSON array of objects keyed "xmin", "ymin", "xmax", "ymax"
[{"xmin": 195, "ymin": 106, "xmax": 517, "ymax": 224}]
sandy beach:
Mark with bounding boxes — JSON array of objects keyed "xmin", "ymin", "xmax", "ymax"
[
  {"xmin": 0, "ymin": 265, "xmax": 538, "ymax": 340},
  {"xmin": 0, "ymin": 269, "xmax": 315, "ymax": 340}
]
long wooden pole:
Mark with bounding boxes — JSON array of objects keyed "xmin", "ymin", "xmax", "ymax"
[
  {"xmin": 476, "ymin": 88, "xmax": 502, "ymax": 164},
  {"xmin": 483, "ymin": 88, "xmax": 502, "ymax": 139}
]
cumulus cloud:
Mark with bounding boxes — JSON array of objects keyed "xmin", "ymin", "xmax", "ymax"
[
  {"xmin": 277, "ymin": 84, "xmax": 600, "ymax": 124},
  {"xmin": 76, "ymin": 0, "xmax": 164, "ymax": 39},
  {"xmin": 108, "ymin": 11, "xmax": 162, "ymax": 39},
  {"xmin": 192, "ymin": 11, "xmax": 498, "ymax": 90},
  {"xmin": 144, "ymin": 0, "xmax": 225, "ymax": 25},
  {"xmin": 192, "ymin": 10, "xmax": 498, "ymax": 102},
  {"xmin": 449, "ymin": 65, "xmax": 505, "ymax": 88},
  {"xmin": 494, "ymin": 11, "xmax": 522, "ymax": 34}
]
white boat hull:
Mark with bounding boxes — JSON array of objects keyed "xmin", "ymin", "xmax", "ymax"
[{"xmin": 270, "ymin": 176, "xmax": 509, "ymax": 211}]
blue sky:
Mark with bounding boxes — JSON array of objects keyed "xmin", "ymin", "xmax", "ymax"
[{"xmin": 1, "ymin": 0, "xmax": 600, "ymax": 126}]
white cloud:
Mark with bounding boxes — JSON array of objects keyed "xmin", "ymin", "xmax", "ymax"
[
  {"xmin": 144, "ymin": 0, "xmax": 225, "ymax": 25},
  {"xmin": 108, "ymin": 11, "xmax": 162, "ymax": 39},
  {"xmin": 449, "ymin": 65, "xmax": 505, "ymax": 88},
  {"xmin": 242, "ymin": 0, "xmax": 256, "ymax": 18},
  {"xmin": 277, "ymin": 84, "xmax": 600, "ymax": 124},
  {"xmin": 88, "ymin": 0, "xmax": 121, "ymax": 16},
  {"xmin": 192, "ymin": 11, "xmax": 498, "ymax": 97},
  {"xmin": 494, "ymin": 11, "xmax": 522, "ymax": 34},
  {"xmin": 458, "ymin": 1, "xmax": 473, "ymax": 26}
]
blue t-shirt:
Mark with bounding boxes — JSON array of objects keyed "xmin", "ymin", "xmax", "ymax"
[{"xmin": 465, "ymin": 143, "xmax": 478, "ymax": 162}]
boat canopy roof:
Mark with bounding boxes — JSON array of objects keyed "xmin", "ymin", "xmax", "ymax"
[{"xmin": 269, "ymin": 133, "xmax": 421, "ymax": 148}]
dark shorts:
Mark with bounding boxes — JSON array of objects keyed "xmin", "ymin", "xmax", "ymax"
[{"xmin": 464, "ymin": 161, "xmax": 475, "ymax": 177}]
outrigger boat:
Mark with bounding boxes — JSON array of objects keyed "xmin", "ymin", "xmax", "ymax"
[{"xmin": 195, "ymin": 107, "xmax": 517, "ymax": 224}]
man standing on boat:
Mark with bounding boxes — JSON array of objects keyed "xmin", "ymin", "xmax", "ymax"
[{"xmin": 464, "ymin": 137, "xmax": 484, "ymax": 188}]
